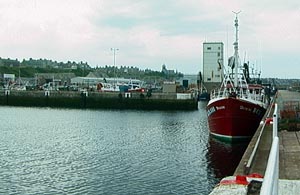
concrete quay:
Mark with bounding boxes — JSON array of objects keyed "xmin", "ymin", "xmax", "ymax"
[
  {"xmin": 0, "ymin": 90, "xmax": 198, "ymax": 110},
  {"xmin": 235, "ymin": 90, "xmax": 300, "ymax": 179},
  {"xmin": 210, "ymin": 90, "xmax": 300, "ymax": 195}
]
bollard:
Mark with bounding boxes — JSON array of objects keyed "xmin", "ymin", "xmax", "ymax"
[{"xmin": 5, "ymin": 89, "xmax": 10, "ymax": 105}]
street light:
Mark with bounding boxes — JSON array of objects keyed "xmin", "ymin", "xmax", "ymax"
[
  {"xmin": 111, "ymin": 48, "xmax": 119, "ymax": 88},
  {"xmin": 111, "ymin": 48, "xmax": 119, "ymax": 76}
]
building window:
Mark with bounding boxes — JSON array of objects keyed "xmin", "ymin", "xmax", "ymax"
[
  {"xmin": 207, "ymin": 78, "xmax": 211, "ymax": 81},
  {"xmin": 217, "ymin": 52, "xmax": 220, "ymax": 57},
  {"xmin": 218, "ymin": 47, "xmax": 220, "ymax": 50},
  {"xmin": 207, "ymin": 47, "xmax": 211, "ymax": 50}
]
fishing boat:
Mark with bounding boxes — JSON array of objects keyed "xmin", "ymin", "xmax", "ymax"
[
  {"xmin": 97, "ymin": 82, "xmax": 120, "ymax": 92},
  {"xmin": 206, "ymin": 13, "xmax": 267, "ymax": 141}
]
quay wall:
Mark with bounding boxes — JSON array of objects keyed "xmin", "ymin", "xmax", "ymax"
[{"xmin": 0, "ymin": 90, "xmax": 198, "ymax": 110}]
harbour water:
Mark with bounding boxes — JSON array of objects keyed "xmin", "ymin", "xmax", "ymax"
[{"xmin": 0, "ymin": 102, "xmax": 248, "ymax": 195}]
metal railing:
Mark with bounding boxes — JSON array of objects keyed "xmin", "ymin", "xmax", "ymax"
[
  {"xmin": 244, "ymin": 101, "xmax": 274, "ymax": 173},
  {"xmin": 260, "ymin": 103, "xmax": 279, "ymax": 195},
  {"xmin": 210, "ymin": 87, "xmax": 264, "ymax": 102}
]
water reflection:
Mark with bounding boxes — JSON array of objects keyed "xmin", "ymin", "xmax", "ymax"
[
  {"xmin": 1, "ymin": 103, "xmax": 249, "ymax": 194},
  {"xmin": 206, "ymin": 136, "xmax": 249, "ymax": 180},
  {"xmin": 0, "ymin": 106, "xmax": 216, "ymax": 194}
]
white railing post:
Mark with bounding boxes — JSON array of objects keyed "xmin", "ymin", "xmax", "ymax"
[
  {"xmin": 273, "ymin": 103, "xmax": 278, "ymax": 138},
  {"xmin": 260, "ymin": 137, "xmax": 279, "ymax": 195},
  {"xmin": 260, "ymin": 103, "xmax": 279, "ymax": 195}
]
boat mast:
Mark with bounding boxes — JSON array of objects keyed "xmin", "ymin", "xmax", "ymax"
[{"xmin": 233, "ymin": 11, "xmax": 241, "ymax": 87}]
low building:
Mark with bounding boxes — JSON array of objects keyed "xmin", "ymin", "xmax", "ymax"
[
  {"xmin": 71, "ymin": 77, "xmax": 142, "ymax": 87},
  {"xmin": 177, "ymin": 74, "xmax": 199, "ymax": 90},
  {"xmin": 35, "ymin": 73, "xmax": 76, "ymax": 86},
  {"xmin": 162, "ymin": 81, "xmax": 176, "ymax": 93}
]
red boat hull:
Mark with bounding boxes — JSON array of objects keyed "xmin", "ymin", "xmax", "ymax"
[{"xmin": 207, "ymin": 97, "xmax": 266, "ymax": 141}]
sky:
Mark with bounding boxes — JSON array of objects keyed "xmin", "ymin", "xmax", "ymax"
[{"xmin": 0, "ymin": 0, "xmax": 300, "ymax": 78}]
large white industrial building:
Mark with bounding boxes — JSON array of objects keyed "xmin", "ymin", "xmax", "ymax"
[
  {"xmin": 203, "ymin": 42, "xmax": 224, "ymax": 83},
  {"xmin": 202, "ymin": 42, "xmax": 224, "ymax": 92}
]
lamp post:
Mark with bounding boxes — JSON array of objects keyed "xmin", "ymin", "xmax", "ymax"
[
  {"xmin": 111, "ymin": 48, "xmax": 119, "ymax": 87},
  {"xmin": 110, "ymin": 48, "xmax": 119, "ymax": 77}
]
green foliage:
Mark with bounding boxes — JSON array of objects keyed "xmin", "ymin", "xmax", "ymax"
[{"xmin": 0, "ymin": 57, "xmax": 183, "ymax": 80}]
